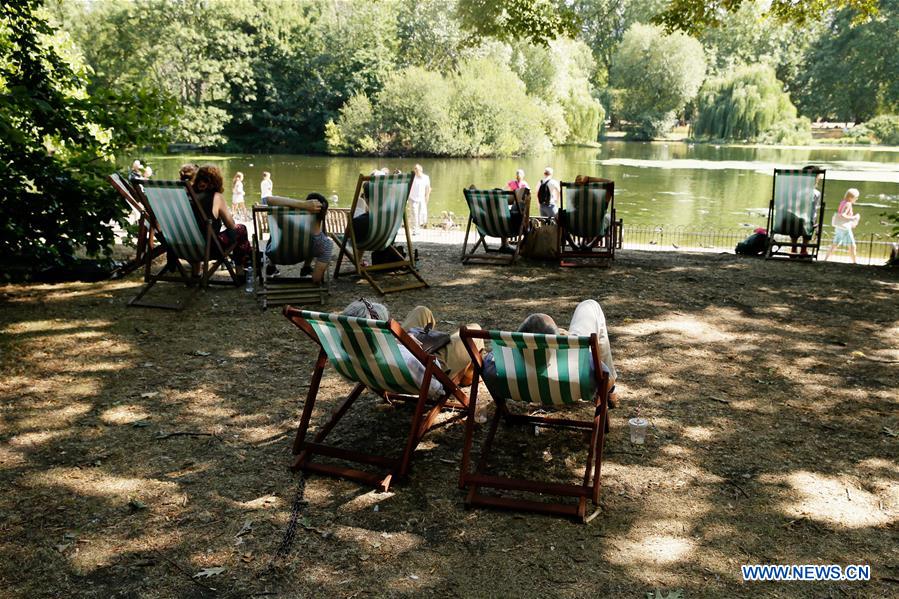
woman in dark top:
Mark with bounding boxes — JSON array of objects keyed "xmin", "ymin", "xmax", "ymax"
[{"xmin": 191, "ymin": 165, "xmax": 251, "ymax": 276}]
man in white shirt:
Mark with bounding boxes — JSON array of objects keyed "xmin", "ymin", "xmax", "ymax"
[
  {"xmin": 409, "ymin": 164, "xmax": 431, "ymax": 234},
  {"xmin": 537, "ymin": 167, "xmax": 561, "ymax": 218}
]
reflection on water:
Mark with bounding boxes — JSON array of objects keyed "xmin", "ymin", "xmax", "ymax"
[{"xmin": 146, "ymin": 141, "xmax": 898, "ymax": 236}]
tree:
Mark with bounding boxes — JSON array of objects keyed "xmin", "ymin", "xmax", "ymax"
[
  {"xmin": 693, "ymin": 65, "xmax": 810, "ymax": 143},
  {"xmin": 455, "ymin": 0, "xmax": 578, "ymax": 45},
  {"xmin": 610, "ymin": 23, "xmax": 706, "ymax": 138},
  {"xmin": 0, "ymin": 0, "xmax": 174, "ymax": 275},
  {"xmin": 653, "ymin": 0, "xmax": 880, "ymax": 36},
  {"xmin": 793, "ymin": 0, "xmax": 898, "ymax": 121}
]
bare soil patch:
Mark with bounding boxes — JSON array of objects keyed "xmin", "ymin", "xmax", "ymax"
[{"xmin": 1, "ymin": 247, "xmax": 897, "ymax": 598}]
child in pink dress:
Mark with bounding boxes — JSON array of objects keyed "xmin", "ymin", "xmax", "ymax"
[{"xmin": 824, "ymin": 188, "xmax": 860, "ymax": 263}]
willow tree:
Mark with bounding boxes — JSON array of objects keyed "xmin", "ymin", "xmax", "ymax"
[{"xmin": 693, "ymin": 65, "xmax": 808, "ymax": 141}]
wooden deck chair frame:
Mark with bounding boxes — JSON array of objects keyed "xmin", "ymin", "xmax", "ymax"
[
  {"xmin": 557, "ymin": 179, "xmax": 617, "ymax": 267},
  {"xmin": 458, "ymin": 327, "xmax": 611, "ymax": 522},
  {"xmin": 765, "ymin": 167, "xmax": 826, "ymax": 261},
  {"xmin": 461, "ymin": 188, "xmax": 531, "ymax": 265},
  {"xmin": 333, "ymin": 174, "xmax": 427, "ymax": 294},
  {"xmin": 324, "ymin": 207, "xmax": 357, "ymax": 275},
  {"xmin": 129, "ymin": 180, "xmax": 239, "ymax": 311},
  {"xmin": 108, "ymin": 174, "xmax": 166, "ymax": 278},
  {"xmin": 283, "ymin": 306, "xmax": 469, "ymax": 491},
  {"xmin": 251, "ymin": 204, "xmax": 327, "ymax": 310}
]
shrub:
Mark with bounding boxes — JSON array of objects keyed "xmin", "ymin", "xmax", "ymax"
[
  {"xmin": 864, "ymin": 115, "xmax": 899, "ymax": 145},
  {"xmin": 757, "ymin": 117, "xmax": 812, "ymax": 145},
  {"xmin": 563, "ymin": 87, "xmax": 604, "ymax": 144}
]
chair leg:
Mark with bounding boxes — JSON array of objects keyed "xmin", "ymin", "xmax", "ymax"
[{"xmin": 459, "ymin": 376, "xmax": 480, "ymax": 489}]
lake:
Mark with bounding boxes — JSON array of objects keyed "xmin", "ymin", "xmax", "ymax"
[{"xmin": 146, "ymin": 141, "xmax": 899, "ymax": 237}]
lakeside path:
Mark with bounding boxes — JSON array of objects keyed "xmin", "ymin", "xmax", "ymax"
[{"xmin": 1, "ymin": 248, "xmax": 897, "ymax": 598}]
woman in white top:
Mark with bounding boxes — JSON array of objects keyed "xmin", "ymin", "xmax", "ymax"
[
  {"xmin": 260, "ymin": 171, "xmax": 273, "ymax": 203},
  {"xmin": 231, "ymin": 171, "xmax": 247, "ymax": 219},
  {"xmin": 409, "ymin": 164, "xmax": 431, "ymax": 234}
]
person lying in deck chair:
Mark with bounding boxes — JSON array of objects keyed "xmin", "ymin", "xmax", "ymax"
[
  {"xmin": 481, "ymin": 299, "xmax": 619, "ymax": 407},
  {"xmin": 343, "ymin": 299, "xmax": 485, "ymax": 389},
  {"xmin": 263, "ymin": 192, "xmax": 332, "ymax": 283}
]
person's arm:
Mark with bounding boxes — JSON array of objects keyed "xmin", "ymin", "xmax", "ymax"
[
  {"xmin": 266, "ymin": 196, "xmax": 322, "ymax": 212},
  {"xmin": 213, "ymin": 192, "xmax": 237, "ymax": 229},
  {"xmin": 839, "ymin": 202, "xmax": 854, "ymax": 218}
]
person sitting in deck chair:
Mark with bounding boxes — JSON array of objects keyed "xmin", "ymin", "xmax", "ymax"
[
  {"xmin": 786, "ymin": 165, "xmax": 823, "ymax": 257},
  {"xmin": 343, "ymin": 299, "xmax": 485, "ymax": 390},
  {"xmin": 481, "ymin": 299, "xmax": 619, "ymax": 407},
  {"xmin": 263, "ymin": 192, "xmax": 332, "ymax": 283}
]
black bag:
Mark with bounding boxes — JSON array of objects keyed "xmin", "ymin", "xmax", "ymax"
[
  {"xmin": 537, "ymin": 180, "xmax": 551, "ymax": 206},
  {"xmin": 735, "ymin": 232, "xmax": 768, "ymax": 256},
  {"xmin": 371, "ymin": 245, "xmax": 405, "ymax": 265},
  {"xmin": 408, "ymin": 323, "xmax": 451, "ymax": 355}
]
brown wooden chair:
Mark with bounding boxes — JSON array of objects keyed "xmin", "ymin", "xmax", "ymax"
[
  {"xmin": 557, "ymin": 177, "xmax": 617, "ymax": 267},
  {"xmin": 459, "ymin": 327, "xmax": 611, "ymax": 522},
  {"xmin": 108, "ymin": 173, "xmax": 165, "ymax": 278},
  {"xmin": 283, "ymin": 307, "xmax": 469, "ymax": 491}
]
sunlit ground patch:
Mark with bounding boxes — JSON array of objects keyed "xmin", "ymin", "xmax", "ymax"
[{"xmin": 100, "ymin": 404, "xmax": 151, "ymax": 425}]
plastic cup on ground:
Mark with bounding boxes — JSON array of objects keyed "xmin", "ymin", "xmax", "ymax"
[{"xmin": 628, "ymin": 417, "xmax": 649, "ymax": 445}]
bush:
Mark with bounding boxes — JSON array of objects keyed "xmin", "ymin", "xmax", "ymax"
[
  {"xmin": 563, "ymin": 87, "xmax": 604, "ymax": 144},
  {"xmin": 694, "ymin": 65, "xmax": 804, "ymax": 143},
  {"xmin": 864, "ymin": 115, "xmax": 899, "ymax": 145}
]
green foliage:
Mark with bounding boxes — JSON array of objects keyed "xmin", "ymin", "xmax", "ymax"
[
  {"xmin": 327, "ymin": 58, "xmax": 552, "ymax": 156},
  {"xmin": 864, "ymin": 115, "xmax": 899, "ymax": 145},
  {"xmin": 611, "ymin": 23, "xmax": 706, "ymax": 139},
  {"xmin": 795, "ymin": 0, "xmax": 899, "ymax": 121},
  {"xmin": 0, "ymin": 0, "xmax": 174, "ymax": 274},
  {"xmin": 694, "ymin": 65, "xmax": 808, "ymax": 143},
  {"xmin": 456, "ymin": 0, "xmax": 578, "ymax": 45},
  {"xmin": 654, "ymin": 0, "xmax": 880, "ymax": 36}
]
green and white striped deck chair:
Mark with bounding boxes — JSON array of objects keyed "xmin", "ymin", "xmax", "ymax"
[
  {"xmin": 283, "ymin": 307, "xmax": 469, "ymax": 491},
  {"xmin": 251, "ymin": 205, "xmax": 326, "ymax": 309},
  {"xmin": 108, "ymin": 173, "xmax": 166, "ymax": 279},
  {"xmin": 766, "ymin": 168, "xmax": 826, "ymax": 260},
  {"xmin": 558, "ymin": 179, "xmax": 616, "ymax": 267},
  {"xmin": 461, "ymin": 188, "xmax": 529, "ymax": 264},
  {"xmin": 333, "ymin": 173, "xmax": 427, "ymax": 294},
  {"xmin": 458, "ymin": 327, "xmax": 611, "ymax": 522},
  {"xmin": 129, "ymin": 180, "xmax": 237, "ymax": 310}
]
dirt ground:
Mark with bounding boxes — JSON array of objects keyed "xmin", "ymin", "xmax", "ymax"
[{"xmin": 1, "ymin": 246, "xmax": 897, "ymax": 599}]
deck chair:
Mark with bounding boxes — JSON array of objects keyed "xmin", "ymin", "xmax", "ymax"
[
  {"xmin": 251, "ymin": 204, "xmax": 327, "ymax": 309},
  {"xmin": 108, "ymin": 173, "xmax": 166, "ymax": 278},
  {"xmin": 325, "ymin": 207, "xmax": 356, "ymax": 274},
  {"xmin": 333, "ymin": 173, "xmax": 427, "ymax": 294},
  {"xmin": 129, "ymin": 180, "xmax": 239, "ymax": 310},
  {"xmin": 283, "ymin": 307, "xmax": 469, "ymax": 491},
  {"xmin": 459, "ymin": 328, "xmax": 611, "ymax": 522},
  {"xmin": 765, "ymin": 168, "xmax": 826, "ymax": 260},
  {"xmin": 558, "ymin": 179, "xmax": 617, "ymax": 267},
  {"xmin": 461, "ymin": 188, "xmax": 530, "ymax": 264}
]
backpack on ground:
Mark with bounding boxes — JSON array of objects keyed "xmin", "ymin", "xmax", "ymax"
[{"xmin": 735, "ymin": 229, "xmax": 769, "ymax": 256}]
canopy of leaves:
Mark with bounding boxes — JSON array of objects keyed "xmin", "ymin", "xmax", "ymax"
[
  {"xmin": 455, "ymin": 0, "xmax": 578, "ymax": 45},
  {"xmin": 0, "ymin": 0, "xmax": 174, "ymax": 274}
]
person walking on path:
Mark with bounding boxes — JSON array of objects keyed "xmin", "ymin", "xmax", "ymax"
[
  {"xmin": 537, "ymin": 167, "xmax": 560, "ymax": 218},
  {"xmin": 824, "ymin": 188, "xmax": 861, "ymax": 264},
  {"xmin": 409, "ymin": 164, "xmax": 431, "ymax": 234},
  {"xmin": 231, "ymin": 172, "xmax": 247, "ymax": 220},
  {"xmin": 260, "ymin": 171, "xmax": 273, "ymax": 204}
]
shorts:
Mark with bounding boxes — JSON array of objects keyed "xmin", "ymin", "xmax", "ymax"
[
  {"xmin": 833, "ymin": 227, "xmax": 855, "ymax": 246},
  {"xmin": 313, "ymin": 231, "xmax": 334, "ymax": 263}
]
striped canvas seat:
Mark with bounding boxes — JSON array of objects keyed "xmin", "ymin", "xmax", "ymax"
[
  {"xmin": 562, "ymin": 183, "xmax": 611, "ymax": 239},
  {"xmin": 265, "ymin": 206, "xmax": 317, "ymax": 265},
  {"xmin": 283, "ymin": 306, "xmax": 468, "ymax": 490},
  {"xmin": 299, "ymin": 310, "xmax": 421, "ymax": 396},
  {"xmin": 771, "ymin": 170, "xmax": 820, "ymax": 238},
  {"xmin": 140, "ymin": 180, "xmax": 206, "ymax": 263},
  {"xmin": 765, "ymin": 167, "xmax": 826, "ymax": 260},
  {"xmin": 333, "ymin": 173, "xmax": 427, "ymax": 294},
  {"xmin": 463, "ymin": 188, "xmax": 518, "ymax": 238},
  {"xmin": 458, "ymin": 326, "xmax": 610, "ymax": 521},
  {"xmin": 356, "ymin": 173, "xmax": 413, "ymax": 252},
  {"xmin": 486, "ymin": 331, "xmax": 598, "ymax": 406}
]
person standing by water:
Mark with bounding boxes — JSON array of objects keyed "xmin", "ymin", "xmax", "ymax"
[
  {"xmin": 409, "ymin": 164, "xmax": 431, "ymax": 234},
  {"xmin": 824, "ymin": 188, "xmax": 861, "ymax": 264},
  {"xmin": 507, "ymin": 169, "xmax": 529, "ymax": 192},
  {"xmin": 231, "ymin": 172, "xmax": 247, "ymax": 220},
  {"xmin": 536, "ymin": 167, "xmax": 560, "ymax": 218},
  {"xmin": 260, "ymin": 171, "xmax": 273, "ymax": 204}
]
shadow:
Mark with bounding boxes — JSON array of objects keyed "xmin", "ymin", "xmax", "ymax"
[{"xmin": 0, "ymin": 244, "xmax": 897, "ymax": 597}]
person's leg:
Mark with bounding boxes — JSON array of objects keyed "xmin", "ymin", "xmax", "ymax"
[
  {"xmin": 439, "ymin": 323, "xmax": 484, "ymax": 381},
  {"xmin": 420, "ymin": 199, "xmax": 428, "ymax": 229},
  {"xmin": 568, "ymin": 299, "xmax": 617, "ymax": 386},
  {"xmin": 401, "ymin": 305, "xmax": 436, "ymax": 331},
  {"xmin": 800, "ymin": 234, "xmax": 810, "ymax": 256},
  {"xmin": 849, "ymin": 242, "xmax": 857, "ymax": 264},
  {"xmin": 308, "ymin": 233, "xmax": 332, "ymax": 281},
  {"xmin": 411, "ymin": 201, "xmax": 421, "ymax": 234}
]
